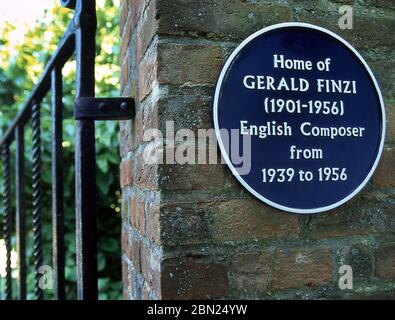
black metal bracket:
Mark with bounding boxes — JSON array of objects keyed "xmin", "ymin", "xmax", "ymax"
[{"xmin": 74, "ymin": 97, "xmax": 135, "ymax": 121}]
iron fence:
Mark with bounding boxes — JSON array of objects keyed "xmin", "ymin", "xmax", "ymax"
[{"xmin": 0, "ymin": 0, "xmax": 134, "ymax": 300}]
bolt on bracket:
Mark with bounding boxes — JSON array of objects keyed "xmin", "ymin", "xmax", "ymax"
[{"xmin": 74, "ymin": 97, "xmax": 135, "ymax": 121}]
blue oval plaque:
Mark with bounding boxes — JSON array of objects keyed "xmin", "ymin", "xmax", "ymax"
[{"xmin": 213, "ymin": 23, "xmax": 386, "ymax": 214}]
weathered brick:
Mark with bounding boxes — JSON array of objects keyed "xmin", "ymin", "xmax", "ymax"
[
  {"xmin": 120, "ymin": 0, "xmax": 129, "ymax": 37},
  {"xmin": 329, "ymin": 0, "xmax": 354, "ymax": 4},
  {"xmin": 120, "ymin": 158, "xmax": 134, "ymax": 187},
  {"xmin": 375, "ymin": 0, "xmax": 395, "ymax": 9},
  {"xmin": 136, "ymin": 0, "xmax": 158, "ymax": 62},
  {"xmin": 121, "ymin": 192, "xmax": 130, "ymax": 222},
  {"xmin": 160, "ymin": 202, "xmax": 208, "ymax": 245},
  {"xmin": 134, "ymin": 148, "xmax": 158, "ymax": 189},
  {"xmin": 120, "ymin": 12, "xmax": 133, "ymax": 60},
  {"xmin": 120, "ymin": 119, "xmax": 136, "ymax": 157},
  {"xmin": 369, "ymin": 58, "xmax": 395, "ymax": 100},
  {"xmin": 142, "ymin": 282, "xmax": 150, "ymax": 300},
  {"xmin": 159, "ymin": 164, "xmax": 227, "ymax": 191},
  {"xmin": 157, "ymin": 0, "xmax": 292, "ymax": 40},
  {"xmin": 121, "ymin": 226, "xmax": 132, "ymax": 261},
  {"xmin": 161, "ymin": 257, "xmax": 229, "ymax": 299},
  {"xmin": 158, "ymin": 92, "xmax": 213, "ymax": 132},
  {"xmin": 131, "ymin": 236, "xmax": 142, "ymax": 272},
  {"xmin": 273, "ymin": 247, "xmax": 333, "ymax": 290},
  {"xmin": 124, "ymin": 259, "xmax": 136, "ymax": 300},
  {"xmin": 130, "ymin": 195, "xmax": 146, "ymax": 234},
  {"xmin": 120, "ymin": 52, "xmax": 130, "ymax": 91},
  {"xmin": 160, "ymin": 199, "xmax": 299, "ymax": 245},
  {"xmin": 128, "ymin": 267, "xmax": 135, "ymax": 298},
  {"xmin": 131, "ymin": 0, "xmax": 145, "ymax": 26},
  {"xmin": 231, "ymin": 251, "xmax": 272, "ymax": 294},
  {"xmin": 308, "ymin": 198, "xmax": 391, "ymax": 239},
  {"xmin": 376, "ymin": 242, "xmax": 395, "ymax": 280},
  {"xmin": 386, "ymin": 102, "xmax": 395, "ymax": 145},
  {"xmin": 145, "ymin": 202, "xmax": 161, "ymax": 244},
  {"xmin": 298, "ymin": 10, "xmax": 395, "ymax": 50},
  {"xmin": 141, "ymin": 243, "xmax": 161, "ymax": 291},
  {"xmin": 142, "ymin": 98, "xmax": 159, "ymax": 132},
  {"xmin": 211, "ymin": 199, "xmax": 299, "ymax": 242},
  {"xmin": 134, "ymin": 109, "xmax": 144, "ymax": 145},
  {"xmin": 139, "ymin": 41, "xmax": 158, "ymax": 101},
  {"xmin": 158, "ymin": 42, "xmax": 225, "ymax": 85},
  {"xmin": 373, "ymin": 147, "xmax": 395, "ymax": 187},
  {"xmin": 122, "ymin": 258, "xmax": 129, "ymax": 299},
  {"xmin": 346, "ymin": 244, "xmax": 374, "ymax": 281}
]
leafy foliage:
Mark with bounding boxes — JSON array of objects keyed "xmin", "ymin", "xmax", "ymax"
[{"xmin": 0, "ymin": 0, "xmax": 122, "ymax": 299}]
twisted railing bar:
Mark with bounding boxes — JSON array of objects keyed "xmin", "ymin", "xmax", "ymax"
[
  {"xmin": 15, "ymin": 125, "xmax": 26, "ymax": 300},
  {"xmin": 31, "ymin": 103, "xmax": 43, "ymax": 300},
  {"xmin": 2, "ymin": 145, "xmax": 12, "ymax": 300}
]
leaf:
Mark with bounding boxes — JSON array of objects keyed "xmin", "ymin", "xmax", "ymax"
[{"xmin": 97, "ymin": 157, "xmax": 109, "ymax": 172}]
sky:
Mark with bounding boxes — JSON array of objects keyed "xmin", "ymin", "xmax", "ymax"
[
  {"xmin": 0, "ymin": 0, "xmax": 56, "ymax": 26},
  {"xmin": 0, "ymin": 0, "xmax": 57, "ymax": 47}
]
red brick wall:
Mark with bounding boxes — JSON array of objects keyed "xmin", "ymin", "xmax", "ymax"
[{"xmin": 120, "ymin": 0, "xmax": 395, "ymax": 299}]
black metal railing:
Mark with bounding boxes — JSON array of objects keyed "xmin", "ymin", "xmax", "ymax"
[{"xmin": 0, "ymin": 0, "xmax": 134, "ymax": 300}]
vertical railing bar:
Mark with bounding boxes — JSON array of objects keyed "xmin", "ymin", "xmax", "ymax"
[
  {"xmin": 32, "ymin": 102, "xmax": 43, "ymax": 300},
  {"xmin": 15, "ymin": 126, "xmax": 26, "ymax": 300},
  {"xmin": 74, "ymin": 0, "xmax": 98, "ymax": 300},
  {"xmin": 51, "ymin": 66, "xmax": 66, "ymax": 300},
  {"xmin": 2, "ymin": 144, "xmax": 13, "ymax": 300}
]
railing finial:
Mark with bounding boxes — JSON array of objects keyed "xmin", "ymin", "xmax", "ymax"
[{"xmin": 60, "ymin": 0, "xmax": 76, "ymax": 9}]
